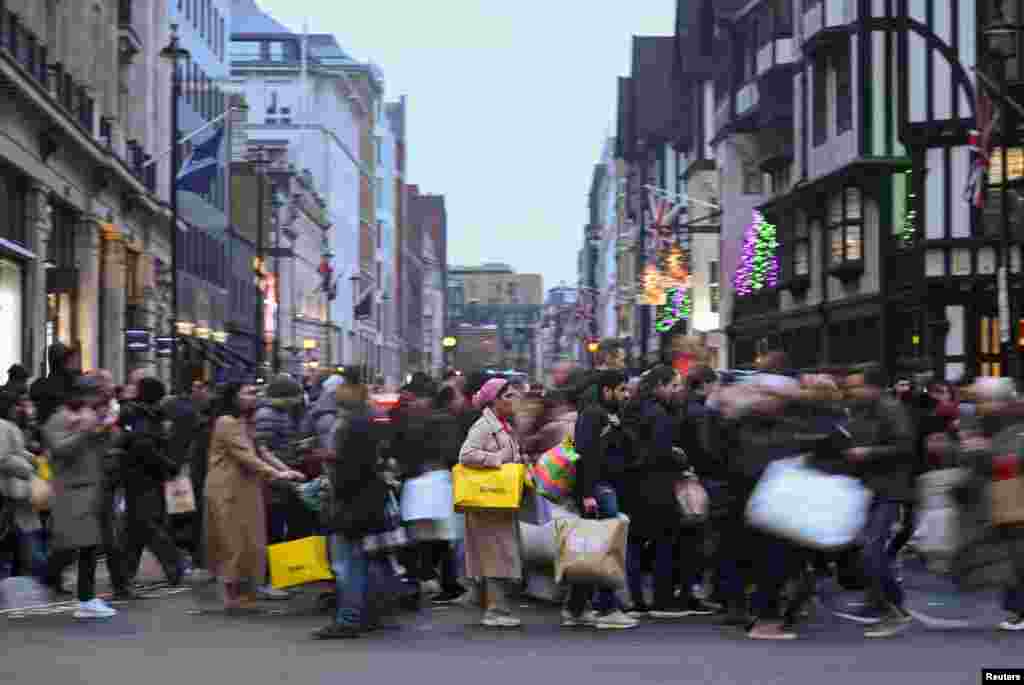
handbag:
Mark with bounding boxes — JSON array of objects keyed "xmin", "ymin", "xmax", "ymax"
[
  {"xmin": 29, "ymin": 476, "xmax": 52, "ymax": 512},
  {"xmin": 990, "ymin": 439, "xmax": 1024, "ymax": 525},
  {"xmin": 674, "ymin": 470, "xmax": 709, "ymax": 525},
  {"xmin": 531, "ymin": 437, "xmax": 579, "ymax": 503},
  {"xmin": 554, "ymin": 515, "xmax": 629, "ymax": 588},
  {"xmin": 400, "ymin": 470, "xmax": 454, "ymax": 522},
  {"xmin": 362, "ymin": 489, "xmax": 410, "ymax": 554},
  {"xmin": 452, "ymin": 463, "xmax": 527, "ymax": 512},
  {"xmin": 164, "ymin": 465, "xmax": 197, "ymax": 515},
  {"xmin": 268, "ymin": 535, "xmax": 334, "ymax": 589},
  {"xmin": 746, "ymin": 457, "xmax": 872, "ymax": 550}
]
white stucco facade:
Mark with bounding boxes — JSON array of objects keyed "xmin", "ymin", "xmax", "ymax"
[{"xmin": 230, "ymin": 29, "xmax": 363, "ymax": 367}]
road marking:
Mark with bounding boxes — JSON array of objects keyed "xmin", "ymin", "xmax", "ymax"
[{"xmin": 2, "ymin": 586, "xmax": 191, "ymax": 619}]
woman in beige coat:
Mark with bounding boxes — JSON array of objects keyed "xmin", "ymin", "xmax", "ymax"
[
  {"xmin": 204, "ymin": 383, "xmax": 304, "ymax": 611},
  {"xmin": 459, "ymin": 377, "xmax": 524, "ymax": 628}
]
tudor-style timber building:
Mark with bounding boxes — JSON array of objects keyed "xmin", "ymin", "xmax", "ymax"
[{"xmin": 705, "ymin": 0, "xmax": 1024, "ymax": 382}]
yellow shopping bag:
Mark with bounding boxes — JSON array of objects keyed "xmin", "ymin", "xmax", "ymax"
[
  {"xmin": 267, "ymin": 536, "xmax": 334, "ymax": 589},
  {"xmin": 36, "ymin": 455, "xmax": 52, "ymax": 482},
  {"xmin": 452, "ymin": 463, "xmax": 527, "ymax": 512}
]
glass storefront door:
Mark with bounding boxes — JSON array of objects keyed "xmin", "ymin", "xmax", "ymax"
[{"xmin": 0, "ymin": 258, "xmax": 23, "ymax": 375}]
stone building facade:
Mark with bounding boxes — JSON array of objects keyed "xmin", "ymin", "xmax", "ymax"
[{"xmin": 0, "ymin": 0, "xmax": 173, "ymax": 383}]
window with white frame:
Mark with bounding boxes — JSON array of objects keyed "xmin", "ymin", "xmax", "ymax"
[{"xmin": 828, "ymin": 187, "xmax": 863, "ymax": 267}]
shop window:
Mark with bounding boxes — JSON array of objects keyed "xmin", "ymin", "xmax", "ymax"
[
  {"xmin": 0, "ymin": 171, "xmax": 25, "ymax": 245},
  {"xmin": 835, "ymin": 44, "xmax": 852, "ymax": 134},
  {"xmin": 813, "ymin": 54, "xmax": 828, "ymax": 146},
  {"xmin": 980, "ymin": 315, "xmax": 1003, "ymax": 377},
  {"xmin": 125, "ymin": 249, "xmax": 142, "ymax": 305},
  {"xmin": 828, "ymin": 187, "xmax": 864, "ymax": 268},
  {"xmin": 709, "ymin": 259, "xmax": 720, "ymax": 313}
]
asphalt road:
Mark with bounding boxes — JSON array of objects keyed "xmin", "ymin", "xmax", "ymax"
[{"xmin": 2, "ymin": 562, "xmax": 1022, "ymax": 685}]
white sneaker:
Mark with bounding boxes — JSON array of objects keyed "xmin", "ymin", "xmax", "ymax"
[
  {"xmin": 256, "ymin": 585, "xmax": 290, "ymax": 600},
  {"xmin": 74, "ymin": 599, "xmax": 117, "ymax": 619},
  {"xmin": 481, "ymin": 610, "xmax": 522, "ymax": 628},
  {"xmin": 594, "ymin": 610, "xmax": 639, "ymax": 630},
  {"xmin": 561, "ymin": 609, "xmax": 598, "ymax": 628},
  {"xmin": 999, "ymin": 613, "xmax": 1024, "ymax": 631}
]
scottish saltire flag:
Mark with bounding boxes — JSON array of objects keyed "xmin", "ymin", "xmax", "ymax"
[
  {"xmin": 965, "ymin": 87, "xmax": 998, "ymax": 209},
  {"xmin": 176, "ymin": 125, "xmax": 225, "ymax": 194}
]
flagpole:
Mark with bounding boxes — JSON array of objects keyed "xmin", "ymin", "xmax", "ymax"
[{"xmin": 142, "ymin": 106, "xmax": 236, "ymax": 169}]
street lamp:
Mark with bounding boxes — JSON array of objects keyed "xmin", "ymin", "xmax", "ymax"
[
  {"xmin": 160, "ymin": 25, "xmax": 190, "ymax": 393},
  {"xmin": 249, "ymin": 147, "xmax": 270, "ymax": 378},
  {"xmin": 442, "ymin": 335, "xmax": 457, "ymax": 370},
  {"xmin": 271, "ymin": 190, "xmax": 284, "ymax": 374},
  {"xmin": 984, "ymin": 12, "xmax": 1024, "ymax": 381}
]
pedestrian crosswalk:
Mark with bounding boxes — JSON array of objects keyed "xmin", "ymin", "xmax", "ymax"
[{"xmin": 1, "ymin": 584, "xmax": 191, "ymax": 619}]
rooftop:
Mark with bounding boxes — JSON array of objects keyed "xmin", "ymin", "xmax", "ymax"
[{"xmin": 230, "ymin": 0, "xmax": 292, "ymax": 34}]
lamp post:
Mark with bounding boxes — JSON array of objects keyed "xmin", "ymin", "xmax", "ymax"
[
  {"xmin": 984, "ymin": 11, "xmax": 1024, "ymax": 382},
  {"xmin": 160, "ymin": 25, "xmax": 190, "ymax": 393},
  {"xmin": 271, "ymin": 190, "xmax": 284, "ymax": 374},
  {"xmin": 442, "ymin": 335, "xmax": 457, "ymax": 369},
  {"xmin": 250, "ymin": 147, "xmax": 270, "ymax": 380}
]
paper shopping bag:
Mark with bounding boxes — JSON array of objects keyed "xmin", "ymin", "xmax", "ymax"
[
  {"xmin": 452, "ymin": 463, "xmax": 526, "ymax": 512},
  {"xmin": 268, "ymin": 535, "xmax": 334, "ymax": 589},
  {"xmin": 554, "ymin": 516, "xmax": 628, "ymax": 588},
  {"xmin": 164, "ymin": 466, "xmax": 197, "ymax": 515}
]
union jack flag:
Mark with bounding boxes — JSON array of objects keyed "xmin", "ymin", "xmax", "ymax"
[
  {"xmin": 965, "ymin": 86, "xmax": 999, "ymax": 209},
  {"xmin": 645, "ymin": 196, "xmax": 684, "ymax": 252}
]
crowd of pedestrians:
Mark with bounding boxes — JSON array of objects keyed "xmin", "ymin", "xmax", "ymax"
[{"xmin": 2, "ymin": 338, "xmax": 1024, "ymax": 645}]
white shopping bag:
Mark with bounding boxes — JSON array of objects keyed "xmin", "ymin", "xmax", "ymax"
[
  {"xmin": 746, "ymin": 457, "xmax": 872, "ymax": 550},
  {"xmin": 400, "ymin": 470, "xmax": 454, "ymax": 522},
  {"xmin": 914, "ymin": 468, "xmax": 969, "ymax": 557}
]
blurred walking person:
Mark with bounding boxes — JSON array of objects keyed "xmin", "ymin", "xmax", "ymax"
[{"xmin": 42, "ymin": 377, "xmax": 118, "ymax": 619}]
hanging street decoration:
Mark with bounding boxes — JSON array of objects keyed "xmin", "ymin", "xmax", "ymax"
[
  {"xmin": 734, "ymin": 210, "xmax": 780, "ymax": 296},
  {"xmin": 317, "ymin": 250, "xmax": 338, "ymax": 301},
  {"xmin": 637, "ymin": 263, "xmax": 667, "ymax": 305},
  {"xmin": 655, "ymin": 286, "xmax": 691, "ymax": 333},
  {"xmin": 663, "ymin": 242, "xmax": 689, "ymax": 286},
  {"xmin": 645, "ymin": 193, "xmax": 686, "ymax": 253}
]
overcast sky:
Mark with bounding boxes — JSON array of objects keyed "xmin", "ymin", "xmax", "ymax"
[{"xmin": 251, "ymin": 0, "xmax": 675, "ymax": 293}]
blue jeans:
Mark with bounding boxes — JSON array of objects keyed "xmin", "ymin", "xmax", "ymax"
[
  {"xmin": 329, "ymin": 534, "xmax": 374, "ymax": 627},
  {"xmin": 0, "ymin": 528, "xmax": 47, "ymax": 580},
  {"xmin": 567, "ymin": 484, "xmax": 622, "ymax": 615},
  {"xmin": 862, "ymin": 498, "xmax": 904, "ymax": 609}
]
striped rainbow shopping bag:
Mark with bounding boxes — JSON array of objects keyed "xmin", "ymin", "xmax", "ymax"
[{"xmin": 531, "ymin": 436, "xmax": 579, "ymax": 503}]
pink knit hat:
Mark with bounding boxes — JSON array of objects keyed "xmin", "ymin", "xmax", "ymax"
[{"xmin": 473, "ymin": 378, "xmax": 509, "ymax": 410}]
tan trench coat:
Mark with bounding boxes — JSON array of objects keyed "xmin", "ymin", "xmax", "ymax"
[
  {"xmin": 204, "ymin": 415, "xmax": 279, "ymax": 583},
  {"xmin": 459, "ymin": 408, "xmax": 524, "ymax": 580}
]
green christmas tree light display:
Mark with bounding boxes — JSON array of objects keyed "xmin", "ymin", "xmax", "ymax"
[
  {"xmin": 733, "ymin": 210, "xmax": 779, "ymax": 296},
  {"xmin": 655, "ymin": 286, "xmax": 691, "ymax": 333}
]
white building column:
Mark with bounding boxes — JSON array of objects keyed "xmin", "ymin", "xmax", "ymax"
[{"xmin": 26, "ymin": 184, "xmax": 53, "ymax": 377}]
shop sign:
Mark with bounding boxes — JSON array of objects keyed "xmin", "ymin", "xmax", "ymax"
[
  {"xmin": 124, "ymin": 329, "xmax": 151, "ymax": 352},
  {"xmin": 155, "ymin": 337, "xmax": 175, "ymax": 358}
]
